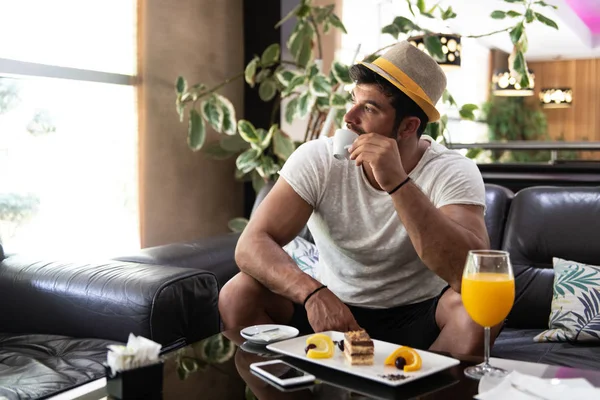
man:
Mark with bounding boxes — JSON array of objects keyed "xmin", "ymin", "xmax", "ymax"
[{"xmin": 219, "ymin": 41, "xmax": 491, "ymax": 354}]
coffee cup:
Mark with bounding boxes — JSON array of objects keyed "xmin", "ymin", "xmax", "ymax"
[{"xmin": 333, "ymin": 129, "xmax": 359, "ymax": 160}]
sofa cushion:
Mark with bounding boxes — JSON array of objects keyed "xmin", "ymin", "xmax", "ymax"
[
  {"xmin": 0, "ymin": 333, "xmax": 121, "ymax": 400},
  {"xmin": 535, "ymin": 257, "xmax": 600, "ymax": 343},
  {"xmin": 502, "ymin": 187, "xmax": 600, "ymax": 329},
  {"xmin": 493, "ymin": 328, "xmax": 600, "ymax": 370}
]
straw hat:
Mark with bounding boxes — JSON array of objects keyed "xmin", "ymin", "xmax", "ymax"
[{"xmin": 361, "ymin": 40, "xmax": 447, "ymax": 122}]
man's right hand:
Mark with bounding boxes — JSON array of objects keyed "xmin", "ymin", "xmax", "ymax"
[{"xmin": 304, "ymin": 288, "xmax": 361, "ymax": 332}]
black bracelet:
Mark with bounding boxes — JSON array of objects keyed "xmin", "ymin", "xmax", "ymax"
[
  {"xmin": 303, "ymin": 285, "xmax": 327, "ymax": 307},
  {"xmin": 388, "ymin": 177, "xmax": 411, "ymax": 195}
]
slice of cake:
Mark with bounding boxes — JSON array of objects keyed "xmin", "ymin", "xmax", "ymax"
[{"xmin": 343, "ymin": 329, "xmax": 374, "ymax": 365}]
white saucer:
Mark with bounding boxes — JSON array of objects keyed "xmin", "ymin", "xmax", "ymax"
[{"xmin": 240, "ymin": 324, "xmax": 299, "ymax": 344}]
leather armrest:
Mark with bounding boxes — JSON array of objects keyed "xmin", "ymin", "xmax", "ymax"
[
  {"xmin": 0, "ymin": 255, "xmax": 219, "ymax": 349},
  {"xmin": 113, "ymin": 232, "xmax": 241, "ymax": 289}
]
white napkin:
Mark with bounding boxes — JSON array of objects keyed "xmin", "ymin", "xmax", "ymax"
[
  {"xmin": 106, "ymin": 333, "xmax": 162, "ymax": 376},
  {"xmin": 251, "ymin": 330, "xmax": 288, "ymax": 342},
  {"xmin": 476, "ymin": 371, "xmax": 600, "ymax": 400}
]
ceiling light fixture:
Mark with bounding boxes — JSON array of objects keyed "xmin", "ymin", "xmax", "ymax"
[
  {"xmin": 492, "ymin": 70, "xmax": 535, "ymax": 96},
  {"xmin": 408, "ymin": 34, "xmax": 461, "ymax": 69},
  {"xmin": 539, "ymin": 88, "xmax": 573, "ymax": 108}
]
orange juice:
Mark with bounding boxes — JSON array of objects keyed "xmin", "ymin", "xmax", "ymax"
[{"xmin": 462, "ymin": 273, "xmax": 515, "ymax": 327}]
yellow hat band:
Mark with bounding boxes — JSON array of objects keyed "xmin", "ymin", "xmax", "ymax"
[{"xmin": 373, "ymin": 58, "xmax": 433, "ymax": 103}]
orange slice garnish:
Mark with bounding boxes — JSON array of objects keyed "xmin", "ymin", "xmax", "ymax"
[
  {"xmin": 305, "ymin": 333, "xmax": 334, "ymax": 359},
  {"xmin": 384, "ymin": 346, "xmax": 422, "ymax": 372}
]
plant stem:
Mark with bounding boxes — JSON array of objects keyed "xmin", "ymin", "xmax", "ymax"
[
  {"xmin": 464, "ymin": 27, "xmax": 511, "ymax": 39},
  {"xmin": 194, "ymin": 71, "xmax": 245, "ymax": 100},
  {"xmin": 304, "ymin": 110, "xmax": 315, "ymax": 143},
  {"xmin": 309, "ymin": 11, "xmax": 324, "ymax": 60}
]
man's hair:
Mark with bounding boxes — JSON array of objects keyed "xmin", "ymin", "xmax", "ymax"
[{"xmin": 349, "ymin": 64, "xmax": 429, "ymax": 137}]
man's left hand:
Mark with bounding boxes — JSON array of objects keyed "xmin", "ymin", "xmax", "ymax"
[{"xmin": 348, "ymin": 133, "xmax": 407, "ymax": 192}]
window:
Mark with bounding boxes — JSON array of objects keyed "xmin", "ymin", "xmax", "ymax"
[{"xmin": 0, "ymin": 0, "xmax": 139, "ymax": 257}]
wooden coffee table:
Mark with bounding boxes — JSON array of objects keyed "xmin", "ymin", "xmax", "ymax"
[{"xmin": 50, "ymin": 327, "xmax": 600, "ymax": 400}]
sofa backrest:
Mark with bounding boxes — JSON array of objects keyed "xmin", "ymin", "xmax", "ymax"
[
  {"xmin": 484, "ymin": 184, "xmax": 514, "ymax": 250},
  {"xmin": 502, "ymin": 186, "xmax": 600, "ymax": 328}
]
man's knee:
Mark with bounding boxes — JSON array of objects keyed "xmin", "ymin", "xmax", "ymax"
[
  {"xmin": 218, "ymin": 272, "xmax": 294, "ymax": 329},
  {"xmin": 219, "ymin": 273, "xmax": 261, "ymax": 312}
]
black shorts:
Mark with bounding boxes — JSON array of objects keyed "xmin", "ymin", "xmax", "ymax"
[{"xmin": 289, "ymin": 286, "xmax": 450, "ymax": 350}]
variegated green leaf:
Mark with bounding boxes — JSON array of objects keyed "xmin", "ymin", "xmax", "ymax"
[
  {"xmin": 275, "ymin": 69, "xmax": 297, "ymax": 87},
  {"xmin": 334, "ymin": 108, "xmax": 346, "ymax": 128},
  {"xmin": 330, "ymin": 93, "xmax": 349, "ymax": 108},
  {"xmin": 251, "ymin": 128, "xmax": 268, "ymax": 151},
  {"xmin": 309, "ymin": 75, "xmax": 332, "ymax": 97},
  {"xmin": 327, "ymin": 13, "xmax": 347, "ymax": 34},
  {"xmin": 285, "ymin": 97, "xmax": 299, "ymax": 124},
  {"xmin": 188, "ymin": 109, "xmax": 206, "ymax": 151},
  {"xmin": 245, "ymin": 57, "xmax": 260, "ymax": 88},
  {"xmin": 236, "ymin": 148, "xmax": 261, "ymax": 173},
  {"xmin": 215, "ymin": 94, "xmax": 237, "ymax": 135},
  {"xmin": 261, "ymin": 43, "xmax": 280, "ymax": 67},
  {"xmin": 255, "ymin": 69, "xmax": 272, "ymax": 84},
  {"xmin": 273, "ymin": 130, "xmax": 295, "ymax": 161},
  {"xmin": 258, "ymin": 79, "xmax": 277, "ymax": 102},
  {"xmin": 535, "ymin": 12, "xmax": 558, "ymax": 29},
  {"xmin": 332, "ymin": 61, "xmax": 352, "ymax": 84},
  {"xmin": 282, "ymin": 75, "xmax": 306, "ymax": 97},
  {"xmin": 201, "ymin": 96, "xmax": 224, "ymax": 133},
  {"xmin": 237, "ymin": 119, "xmax": 259, "ymax": 144},
  {"xmin": 424, "ymin": 35, "xmax": 445, "ymax": 62},
  {"xmin": 176, "ymin": 76, "xmax": 187, "ymax": 95},
  {"xmin": 297, "ymin": 91, "xmax": 316, "ymax": 118}
]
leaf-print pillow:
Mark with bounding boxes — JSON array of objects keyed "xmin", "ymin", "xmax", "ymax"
[
  {"xmin": 534, "ymin": 257, "xmax": 600, "ymax": 342},
  {"xmin": 283, "ymin": 236, "xmax": 319, "ymax": 279}
]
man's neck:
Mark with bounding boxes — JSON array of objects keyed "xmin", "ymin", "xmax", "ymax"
[{"xmin": 362, "ymin": 137, "xmax": 430, "ymax": 191}]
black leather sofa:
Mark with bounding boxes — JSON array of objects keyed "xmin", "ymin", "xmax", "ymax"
[
  {"xmin": 118, "ymin": 183, "xmax": 600, "ymax": 371},
  {"xmin": 3, "ymin": 183, "xmax": 598, "ymax": 399},
  {"xmin": 0, "ymin": 253, "xmax": 220, "ymax": 399}
]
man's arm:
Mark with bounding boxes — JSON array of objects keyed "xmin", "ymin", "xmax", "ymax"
[
  {"xmin": 348, "ymin": 133, "xmax": 489, "ymax": 293},
  {"xmin": 390, "ymin": 183, "xmax": 489, "ymax": 293},
  {"xmin": 235, "ymin": 178, "xmax": 323, "ymax": 304}
]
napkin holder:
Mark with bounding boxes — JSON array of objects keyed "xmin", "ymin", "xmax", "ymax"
[{"xmin": 104, "ymin": 361, "xmax": 164, "ymax": 400}]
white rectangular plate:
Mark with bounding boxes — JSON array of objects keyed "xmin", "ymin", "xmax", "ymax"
[{"xmin": 266, "ymin": 331, "xmax": 460, "ymax": 387}]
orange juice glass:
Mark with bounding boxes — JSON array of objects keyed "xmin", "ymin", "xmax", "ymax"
[
  {"xmin": 461, "ymin": 250, "xmax": 514, "ymax": 381},
  {"xmin": 462, "ymin": 273, "xmax": 515, "ymax": 327}
]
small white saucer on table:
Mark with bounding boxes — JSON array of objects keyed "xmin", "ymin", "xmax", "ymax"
[{"xmin": 240, "ymin": 324, "xmax": 299, "ymax": 345}]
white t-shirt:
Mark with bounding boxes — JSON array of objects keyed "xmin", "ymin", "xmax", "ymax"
[{"xmin": 278, "ymin": 135, "xmax": 486, "ymax": 309}]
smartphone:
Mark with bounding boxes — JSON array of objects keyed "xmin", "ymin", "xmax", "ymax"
[{"xmin": 250, "ymin": 360, "xmax": 316, "ymax": 387}]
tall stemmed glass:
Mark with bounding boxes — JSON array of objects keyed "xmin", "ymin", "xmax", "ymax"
[{"xmin": 461, "ymin": 250, "xmax": 515, "ymax": 380}]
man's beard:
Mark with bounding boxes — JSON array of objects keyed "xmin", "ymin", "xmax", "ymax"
[
  {"xmin": 346, "ymin": 123, "xmax": 366, "ymax": 135},
  {"xmin": 346, "ymin": 123, "xmax": 397, "ymax": 138}
]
